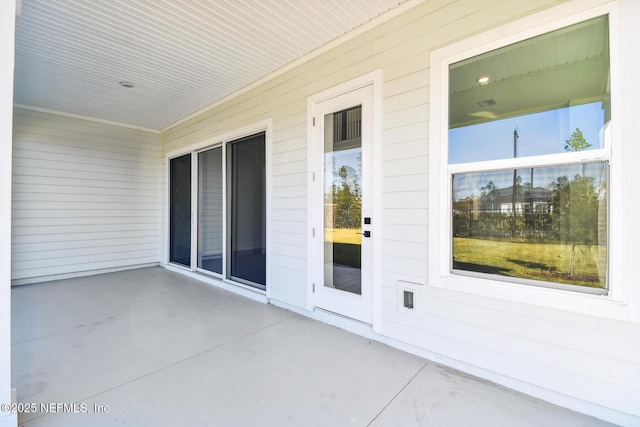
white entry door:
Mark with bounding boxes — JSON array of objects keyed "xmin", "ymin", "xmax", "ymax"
[{"xmin": 310, "ymin": 85, "xmax": 373, "ymax": 324}]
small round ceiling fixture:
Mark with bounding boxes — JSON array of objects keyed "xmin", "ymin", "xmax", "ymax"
[
  {"xmin": 119, "ymin": 81, "xmax": 135, "ymax": 88},
  {"xmin": 477, "ymin": 76, "xmax": 490, "ymax": 85}
]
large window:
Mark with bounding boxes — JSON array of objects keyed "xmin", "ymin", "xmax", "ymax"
[{"xmin": 445, "ymin": 15, "xmax": 611, "ymax": 294}]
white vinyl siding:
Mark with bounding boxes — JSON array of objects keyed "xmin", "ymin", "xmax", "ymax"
[
  {"xmin": 12, "ymin": 108, "xmax": 162, "ymax": 284},
  {"xmin": 5, "ymin": 0, "xmax": 639, "ymax": 424},
  {"xmin": 158, "ymin": 0, "xmax": 639, "ymax": 423}
]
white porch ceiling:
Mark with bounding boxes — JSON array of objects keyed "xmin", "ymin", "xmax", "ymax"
[{"xmin": 14, "ymin": 0, "xmax": 408, "ymax": 131}]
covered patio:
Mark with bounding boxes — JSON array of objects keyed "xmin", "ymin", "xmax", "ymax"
[
  {"xmin": 12, "ymin": 268, "xmax": 611, "ymax": 426},
  {"xmin": 3, "ymin": 1, "xmax": 640, "ymax": 425}
]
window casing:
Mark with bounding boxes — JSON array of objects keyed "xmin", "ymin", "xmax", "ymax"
[{"xmin": 428, "ymin": 1, "xmax": 625, "ymax": 315}]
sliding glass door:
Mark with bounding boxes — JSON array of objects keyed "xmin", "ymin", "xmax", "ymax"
[
  {"xmin": 198, "ymin": 147, "xmax": 223, "ymax": 274},
  {"xmin": 228, "ymin": 133, "xmax": 266, "ymax": 287},
  {"xmin": 169, "ymin": 154, "xmax": 192, "ymax": 267},
  {"xmin": 171, "ymin": 132, "xmax": 266, "ymax": 289}
]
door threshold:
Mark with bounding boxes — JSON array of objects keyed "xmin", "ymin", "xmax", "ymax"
[{"xmin": 312, "ymin": 307, "xmax": 374, "ymax": 338}]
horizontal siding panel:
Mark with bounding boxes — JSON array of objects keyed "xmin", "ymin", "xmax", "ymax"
[
  {"xmin": 268, "ymin": 283, "xmax": 306, "ymax": 307},
  {"xmin": 272, "ymin": 173, "xmax": 306, "ymax": 188},
  {"xmin": 381, "ymin": 190, "xmax": 428, "ymax": 209},
  {"xmin": 12, "ymin": 249, "xmax": 159, "ymax": 271},
  {"xmin": 12, "ymin": 175, "xmax": 161, "ymax": 191},
  {"xmin": 12, "ymin": 223, "xmax": 159, "ymax": 236},
  {"xmin": 380, "ymin": 208, "xmax": 428, "ymax": 226},
  {"xmin": 12, "ymin": 192, "xmax": 158, "ymax": 204},
  {"xmin": 425, "ymin": 296, "xmax": 640, "ymax": 367},
  {"xmin": 383, "ymin": 85, "xmax": 429, "ymax": 113},
  {"xmin": 272, "ymin": 160, "xmax": 307, "ymax": 177},
  {"xmin": 381, "ymin": 121, "xmax": 428, "ymax": 146},
  {"xmin": 268, "ymin": 275, "xmax": 306, "ymax": 299},
  {"xmin": 13, "ymin": 166, "xmax": 159, "ymax": 185},
  {"xmin": 12, "ymin": 209, "xmax": 161, "ymax": 219},
  {"xmin": 13, "ymin": 156, "xmax": 157, "ymax": 179},
  {"xmin": 381, "ymin": 156, "xmax": 428, "ymax": 177},
  {"xmin": 12, "ymin": 109, "xmax": 162, "ymax": 283},
  {"xmin": 381, "ymin": 224, "xmax": 427, "ymax": 243},
  {"xmin": 12, "ymin": 183, "xmax": 160, "ymax": 198},
  {"xmin": 381, "ymin": 241, "xmax": 428, "ymax": 260},
  {"xmin": 271, "ymin": 197, "xmax": 306, "ymax": 211},
  {"xmin": 12, "ymin": 243, "xmax": 158, "ymax": 263},
  {"xmin": 12, "ymin": 237, "xmax": 159, "ymax": 253},
  {"xmin": 271, "ymin": 136, "xmax": 307, "ymax": 156},
  {"xmin": 271, "ymin": 209, "xmax": 306, "ymax": 222},
  {"xmin": 13, "ymin": 110, "xmax": 159, "ymax": 143},
  {"xmin": 369, "ymin": 0, "xmax": 453, "ymax": 55},
  {"xmin": 13, "ymin": 201, "xmax": 159, "ymax": 211},
  {"xmin": 424, "ymin": 283, "xmax": 640, "ymax": 339},
  {"xmin": 383, "ymin": 71, "xmax": 429, "ymax": 102},
  {"xmin": 271, "ymin": 253, "xmax": 306, "ymax": 271},
  {"xmin": 272, "ymin": 124, "xmax": 306, "ymax": 146},
  {"xmin": 382, "ymin": 52, "xmax": 430, "ymax": 81},
  {"xmin": 12, "ymin": 257, "xmax": 158, "ymax": 281},
  {"xmin": 381, "ymin": 174, "xmax": 428, "ymax": 193},
  {"xmin": 13, "ymin": 134, "xmax": 160, "ymax": 158},
  {"xmin": 13, "ymin": 135, "xmax": 159, "ymax": 157},
  {"xmin": 271, "ymin": 185, "xmax": 307, "ymax": 199},
  {"xmin": 11, "ymin": 215, "xmax": 157, "ymax": 227},
  {"xmin": 384, "ymin": 104, "xmax": 429, "ymax": 129},
  {"xmin": 272, "ymin": 147, "xmax": 306, "ymax": 165},
  {"xmin": 271, "ymin": 265, "xmax": 306, "ymax": 284},
  {"xmin": 13, "ymin": 127, "xmax": 159, "ymax": 156},
  {"xmin": 380, "ymin": 256, "xmax": 428, "ymax": 277},
  {"xmin": 270, "ymin": 242, "xmax": 307, "ymax": 260},
  {"xmin": 12, "ymin": 148, "xmax": 159, "ymax": 174},
  {"xmin": 271, "ymin": 220, "xmax": 307, "ymax": 234},
  {"xmin": 12, "ymin": 230, "xmax": 160, "ymax": 244},
  {"xmin": 381, "ymin": 139, "xmax": 428, "ymax": 160},
  {"xmin": 271, "ymin": 234, "xmax": 306, "ymax": 252}
]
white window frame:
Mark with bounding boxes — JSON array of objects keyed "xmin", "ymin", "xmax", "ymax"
[{"xmin": 428, "ymin": 0, "xmax": 628, "ymax": 319}]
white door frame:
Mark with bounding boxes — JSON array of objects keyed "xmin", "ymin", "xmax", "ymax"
[{"xmin": 306, "ymin": 71, "xmax": 382, "ymax": 329}]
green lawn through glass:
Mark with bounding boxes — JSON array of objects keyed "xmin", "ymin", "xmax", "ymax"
[{"xmin": 453, "ymin": 237, "xmax": 605, "ymax": 288}]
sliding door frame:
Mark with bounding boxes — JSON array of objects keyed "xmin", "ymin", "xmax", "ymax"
[{"xmin": 164, "ymin": 119, "xmax": 272, "ymax": 295}]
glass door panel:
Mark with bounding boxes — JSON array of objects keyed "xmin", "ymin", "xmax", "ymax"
[
  {"xmin": 169, "ymin": 154, "xmax": 192, "ymax": 267},
  {"xmin": 323, "ymin": 106, "xmax": 362, "ymax": 295},
  {"xmin": 228, "ymin": 133, "xmax": 266, "ymax": 288},
  {"xmin": 198, "ymin": 147, "xmax": 223, "ymax": 274}
]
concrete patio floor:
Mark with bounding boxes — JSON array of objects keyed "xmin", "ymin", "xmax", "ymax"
[{"xmin": 11, "ymin": 267, "xmax": 615, "ymax": 426}]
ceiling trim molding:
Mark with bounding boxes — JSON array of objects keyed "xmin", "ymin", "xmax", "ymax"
[
  {"xmin": 13, "ymin": 104, "xmax": 161, "ymax": 133},
  {"xmin": 160, "ymin": 0, "xmax": 427, "ymax": 133}
]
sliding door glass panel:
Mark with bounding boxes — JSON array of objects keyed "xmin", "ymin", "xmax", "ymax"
[
  {"xmin": 228, "ymin": 133, "xmax": 266, "ymax": 288},
  {"xmin": 198, "ymin": 147, "xmax": 223, "ymax": 274},
  {"xmin": 169, "ymin": 154, "xmax": 192, "ymax": 267}
]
